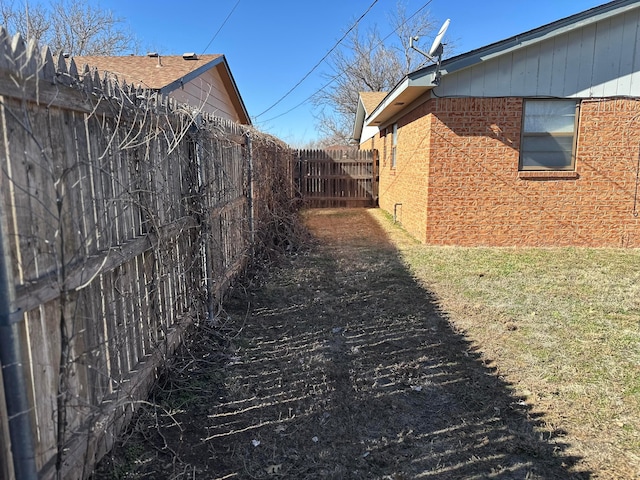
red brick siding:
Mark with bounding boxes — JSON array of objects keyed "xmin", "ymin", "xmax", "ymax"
[
  {"xmin": 376, "ymin": 103, "xmax": 433, "ymax": 238},
  {"xmin": 374, "ymin": 96, "xmax": 640, "ymax": 247}
]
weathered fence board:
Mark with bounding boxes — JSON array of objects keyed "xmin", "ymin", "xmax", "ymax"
[
  {"xmin": 0, "ymin": 29, "xmax": 295, "ymax": 480},
  {"xmin": 295, "ymin": 149, "xmax": 378, "ymax": 208}
]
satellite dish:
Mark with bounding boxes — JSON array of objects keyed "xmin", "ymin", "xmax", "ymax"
[
  {"xmin": 409, "ymin": 18, "xmax": 450, "ymax": 63},
  {"xmin": 408, "ymin": 18, "xmax": 450, "ymax": 86},
  {"xmin": 428, "ymin": 19, "xmax": 450, "ymax": 59}
]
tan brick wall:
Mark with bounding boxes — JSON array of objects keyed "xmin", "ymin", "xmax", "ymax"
[
  {"xmin": 376, "ymin": 102, "xmax": 433, "ymax": 240},
  {"xmin": 372, "ymin": 96, "xmax": 640, "ymax": 247}
]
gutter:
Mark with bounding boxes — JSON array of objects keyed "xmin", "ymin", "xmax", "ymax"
[
  {"xmin": 0, "ymin": 199, "xmax": 37, "ymax": 479},
  {"xmin": 365, "ymin": 0, "xmax": 640, "ymax": 127}
]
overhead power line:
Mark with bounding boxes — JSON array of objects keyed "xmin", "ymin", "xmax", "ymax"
[
  {"xmin": 259, "ymin": 0, "xmax": 436, "ymax": 124},
  {"xmin": 254, "ymin": 0, "xmax": 380, "ymax": 119},
  {"xmin": 201, "ymin": 0, "xmax": 241, "ymax": 55},
  {"xmin": 261, "ymin": 77, "xmax": 336, "ymax": 123}
]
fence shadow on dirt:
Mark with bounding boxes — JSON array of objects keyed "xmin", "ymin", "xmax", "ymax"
[{"xmin": 94, "ymin": 209, "xmax": 590, "ymax": 479}]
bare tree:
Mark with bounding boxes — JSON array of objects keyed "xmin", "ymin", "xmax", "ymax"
[
  {"xmin": 0, "ymin": 0, "xmax": 138, "ymax": 55},
  {"xmin": 313, "ymin": 2, "xmax": 440, "ymax": 144},
  {"xmin": 49, "ymin": 0, "xmax": 136, "ymax": 55},
  {"xmin": 0, "ymin": 0, "xmax": 49, "ymax": 44},
  {"xmin": 390, "ymin": 2, "xmax": 440, "ymax": 74}
]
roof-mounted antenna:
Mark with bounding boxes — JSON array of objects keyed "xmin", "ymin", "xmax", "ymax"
[{"xmin": 409, "ymin": 18, "xmax": 450, "ymax": 85}]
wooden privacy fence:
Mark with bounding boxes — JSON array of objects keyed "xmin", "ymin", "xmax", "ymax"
[
  {"xmin": 0, "ymin": 30, "xmax": 294, "ymax": 480},
  {"xmin": 295, "ymin": 149, "xmax": 378, "ymax": 207}
]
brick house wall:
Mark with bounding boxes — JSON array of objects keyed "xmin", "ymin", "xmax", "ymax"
[{"xmin": 371, "ymin": 96, "xmax": 640, "ymax": 247}]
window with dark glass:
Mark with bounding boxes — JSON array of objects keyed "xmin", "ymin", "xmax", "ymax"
[{"xmin": 520, "ymin": 100, "xmax": 579, "ymax": 171}]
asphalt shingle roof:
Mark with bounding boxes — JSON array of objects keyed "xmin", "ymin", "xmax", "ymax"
[
  {"xmin": 359, "ymin": 91, "xmax": 388, "ymax": 115},
  {"xmin": 72, "ymin": 54, "xmax": 223, "ymax": 90}
]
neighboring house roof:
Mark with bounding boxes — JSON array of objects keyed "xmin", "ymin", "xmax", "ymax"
[
  {"xmin": 72, "ymin": 53, "xmax": 251, "ymax": 124},
  {"xmin": 352, "ymin": 91, "xmax": 387, "ymax": 143},
  {"xmin": 360, "ymin": 0, "xmax": 640, "ymax": 132},
  {"xmin": 323, "ymin": 144, "xmax": 357, "ymax": 151},
  {"xmin": 360, "ymin": 92, "xmax": 388, "ymax": 114}
]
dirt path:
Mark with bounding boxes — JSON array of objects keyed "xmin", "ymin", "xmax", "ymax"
[{"xmin": 95, "ymin": 209, "xmax": 587, "ymax": 479}]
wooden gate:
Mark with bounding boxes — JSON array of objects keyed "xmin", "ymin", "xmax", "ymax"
[{"xmin": 295, "ymin": 149, "xmax": 378, "ymax": 207}]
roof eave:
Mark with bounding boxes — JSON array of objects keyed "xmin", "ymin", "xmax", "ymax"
[
  {"xmin": 160, "ymin": 55, "xmax": 251, "ymax": 125},
  {"xmin": 159, "ymin": 55, "xmax": 225, "ymax": 94},
  {"xmin": 365, "ymin": 0, "xmax": 640, "ymax": 127},
  {"xmin": 428, "ymin": 0, "xmax": 640, "ymax": 78},
  {"xmin": 366, "ymin": 74, "xmax": 437, "ymax": 126},
  {"xmin": 216, "ymin": 57, "xmax": 251, "ymax": 125},
  {"xmin": 352, "ymin": 98, "xmax": 367, "ymax": 142}
]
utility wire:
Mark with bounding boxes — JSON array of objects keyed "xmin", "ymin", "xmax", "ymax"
[
  {"xmin": 261, "ymin": 77, "xmax": 335, "ymax": 123},
  {"xmin": 254, "ymin": 0, "xmax": 380, "ymax": 119},
  {"xmin": 176, "ymin": 1, "xmax": 240, "ymax": 91},
  {"xmin": 201, "ymin": 0, "xmax": 241, "ymax": 55},
  {"xmin": 171, "ymin": 0, "xmax": 242, "ymax": 83},
  {"xmin": 259, "ymin": 0, "xmax": 436, "ymax": 124}
]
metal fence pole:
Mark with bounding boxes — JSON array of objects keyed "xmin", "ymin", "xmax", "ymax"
[{"xmin": 0, "ymin": 196, "xmax": 37, "ymax": 480}]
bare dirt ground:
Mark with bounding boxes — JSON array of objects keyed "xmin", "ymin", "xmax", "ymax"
[{"xmin": 94, "ymin": 208, "xmax": 590, "ymax": 479}]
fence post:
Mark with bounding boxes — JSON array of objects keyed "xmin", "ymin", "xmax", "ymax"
[
  {"xmin": 245, "ymin": 134, "xmax": 255, "ymax": 250},
  {"xmin": 0, "ymin": 192, "xmax": 37, "ymax": 480},
  {"xmin": 296, "ymin": 150, "xmax": 304, "ymax": 198},
  {"xmin": 372, "ymin": 149, "xmax": 379, "ymax": 206},
  {"xmin": 192, "ymin": 121, "xmax": 217, "ymax": 323}
]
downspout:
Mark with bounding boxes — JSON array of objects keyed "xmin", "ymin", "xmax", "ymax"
[{"xmin": 0, "ymin": 198, "xmax": 37, "ymax": 479}]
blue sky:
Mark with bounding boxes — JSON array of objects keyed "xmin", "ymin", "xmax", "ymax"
[{"xmin": 34, "ymin": 0, "xmax": 608, "ymax": 144}]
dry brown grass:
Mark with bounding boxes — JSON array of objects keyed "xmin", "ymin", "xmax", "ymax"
[
  {"xmin": 368, "ymin": 208, "xmax": 640, "ymax": 479},
  {"xmin": 95, "ymin": 208, "xmax": 639, "ymax": 479}
]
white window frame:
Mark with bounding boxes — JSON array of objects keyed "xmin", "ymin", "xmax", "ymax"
[{"xmin": 520, "ymin": 99, "xmax": 579, "ymax": 171}]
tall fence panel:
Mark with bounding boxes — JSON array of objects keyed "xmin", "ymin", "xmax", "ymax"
[
  {"xmin": 294, "ymin": 149, "xmax": 378, "ymax": 208},
  {"xmin": 0, "ymin": 31, "xmax": 295, "ymax": 480}
]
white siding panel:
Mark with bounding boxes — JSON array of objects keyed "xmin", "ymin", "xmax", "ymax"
[
  {"xmin": 523, "ymin": 43, "xmax": 541, "ymax": 94},
  {"xmin": 437, "ymin": 68, "xmax": 458, "ymax": 96},
  {"xmin": 482, "ymin": 55, "xmax": 500, "ymax": 96},
  {"xmin": 496, "ymin": 52, "xmax": 513, "ymax": 95},
  {"xmin": 537, "ymin": 38, "xmax": 555, "ymax": 95},
  {"xmin": 590, "ymin": 20, "xmax": 611, "ymax": 96},
  {"xmin": 616, "ymin": 11, "xmax": 640, "ymax": 93},
  {"xmin": 455, "ymin": 64, "xmax": 474, "ymax": 95},
  {"xmin": 467, "ymin": 63, "xmax": 480, "ymax": 94},
  {"xmin": 509, "ymin": 47, "xmax": 528, "ymax": 94},
  {"xmin": 563, "ymin": 29, "xmax": 584, "ymax": 95},
  {"xmin": 169, "ymin": 69, "xmax": 239, "ymax": 121},
  {"xmin": 632, "ymin": 14, "xmax": 640, "ymax": 93},
  {"xmin": 539, "ymin": 35, "xmax": 575, "ymax": 97},
  {"xmin": 632, "ymin": 43, "xmax": 640, "ymax": 95},
  {"xmin": 575, "ymin": 24, "xmax": 597, "ymax": 96},
  {"xmin": 594, "ymin": 18, "xmax": 626, "ymax": 96},
  {"xmin": 435, "ymin": 8, "xmax": 640, "ymax": 99}
]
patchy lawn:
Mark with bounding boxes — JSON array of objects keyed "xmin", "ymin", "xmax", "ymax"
[
  {"xmin": 393, "ymin": 215, "xmax": 640, "ymax": 479},
  {"xmin": 94, "ymin": 208, "xmax": 638, "ymax": 479}
]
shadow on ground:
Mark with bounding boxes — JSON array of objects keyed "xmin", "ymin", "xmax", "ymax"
[{"xmin": 94, "ymin": 209, "xmax": 589, "ymax": 479}]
